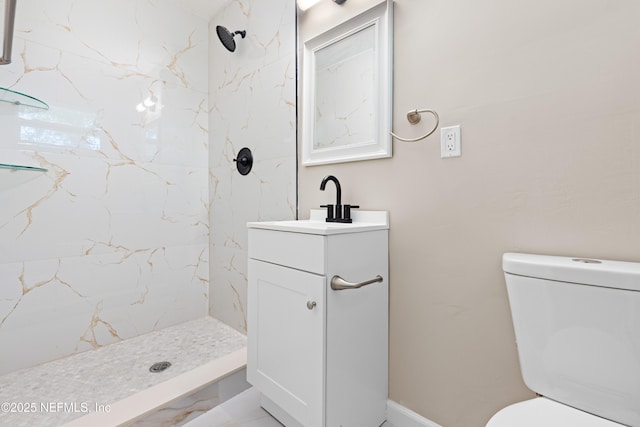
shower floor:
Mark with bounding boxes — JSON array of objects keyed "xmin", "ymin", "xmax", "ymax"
[{"xmin": 0, "ymin": 316, "xmax": 247, "ymax": 427}]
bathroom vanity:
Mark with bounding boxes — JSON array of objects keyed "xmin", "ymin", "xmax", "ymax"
[{"xmin": 247, "ymin": 210, "xmax": 389, "ymax": 427}]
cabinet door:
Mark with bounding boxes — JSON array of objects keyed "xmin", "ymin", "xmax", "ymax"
[{"xmin": 247, "ymin": 259, "xmax": 325, "ymax": 427}]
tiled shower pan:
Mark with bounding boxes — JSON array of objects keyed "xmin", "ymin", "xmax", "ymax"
[{"xmin": 0, "ymin": 317, "xmax": 248, "ymax": 427}]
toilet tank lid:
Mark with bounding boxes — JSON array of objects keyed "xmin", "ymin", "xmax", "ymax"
[{"xmin": 503, "ymin": 253, "xmax": 640, "ymax": 292}]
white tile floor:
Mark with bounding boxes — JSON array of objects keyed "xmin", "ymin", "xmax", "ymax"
[
  {"xmin": 184, "ymin": 387, "xmax": 282, "ymax": 427},
  {"xmin": 185, "ymin": 387, "xmax": 395, "ymax": 427}
]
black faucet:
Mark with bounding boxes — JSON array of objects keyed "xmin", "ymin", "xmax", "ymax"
[
  {"xmin": 319, "ymin": 175, "xmax": 359, "ymax": 223},
  {"xmin": 320, "ymin": 175, "xmax": 342, "ymax": 221}
]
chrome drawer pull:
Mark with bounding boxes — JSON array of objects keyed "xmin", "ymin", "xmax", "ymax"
[{"xmin": 330, "ymin": 275, "xmax": 383, "ymax": 291}]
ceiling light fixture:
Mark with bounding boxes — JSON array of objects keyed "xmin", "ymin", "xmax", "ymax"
[
  {"xmin": 297, "ymin": 0, "xmax": 321, "ymax": 11},
  {"xmin": 297, "ymin": 0, "xmax": 346, "ymax": 11}
]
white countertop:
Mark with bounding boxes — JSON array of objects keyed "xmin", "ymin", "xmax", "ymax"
[{"xmin": 247, "ymin": 210, "xmax": 389, "ymax": 235}]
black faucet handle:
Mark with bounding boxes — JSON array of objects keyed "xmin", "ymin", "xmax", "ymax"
[
  {"xmin": 340, "ymin": 205, "xmax": 360, "ymax": 223},
  {"xmin": 320, "ymin": 204, "xmax": 335, "ymax": 222}
]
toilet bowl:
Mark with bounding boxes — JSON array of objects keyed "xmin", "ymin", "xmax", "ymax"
[
  {"xmin": 488, "ymin": 253, "xmax": 640, "ymax": 427},
  {"xmin": 487, "ymin": 397, "xmax": 624, "ymax": 427}
]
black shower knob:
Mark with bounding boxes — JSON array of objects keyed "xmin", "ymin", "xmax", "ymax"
[{"xmin": 233, "ymin": 147, "xmax": 253, "ymax": 175}]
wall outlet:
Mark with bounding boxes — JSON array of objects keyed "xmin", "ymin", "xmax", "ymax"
[{"xmin": 440, "ymin": 125, "xmax": 461, "ymax": 158}]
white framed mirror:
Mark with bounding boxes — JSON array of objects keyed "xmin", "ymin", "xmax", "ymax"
[{"xmin": 301, "ymin": 0, "xmax": 392, "ymax": 166}]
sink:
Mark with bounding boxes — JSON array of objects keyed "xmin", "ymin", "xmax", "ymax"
[{"xmin": 247, "ymin": 210, "xmax": 389, "ymax": 235}]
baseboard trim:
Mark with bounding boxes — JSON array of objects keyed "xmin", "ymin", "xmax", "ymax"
[{"xmin": 386, "ymin": 400, "xmax": 443, "ymax": 427}]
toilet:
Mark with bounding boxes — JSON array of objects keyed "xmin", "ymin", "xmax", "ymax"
[{"xmin": 487, "ymin": 253, "xmax": 640, "ymax": 427}]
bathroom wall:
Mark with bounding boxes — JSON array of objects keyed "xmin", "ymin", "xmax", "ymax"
[
  {"xmin": 0, "ymin": 0, "xmax": 210, "ymax": 375},
  {"xmin": 208, "ymin": 0, "xmax": 297, "ymax": 332},
  {"xmin": 298, "ymin": 0, "xmax": 640, "ymax": 425}
]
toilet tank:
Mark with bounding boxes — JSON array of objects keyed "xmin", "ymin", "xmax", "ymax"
[{"xmin": 503, "ymin": 253, "xmax": 640, "ymax": 427}]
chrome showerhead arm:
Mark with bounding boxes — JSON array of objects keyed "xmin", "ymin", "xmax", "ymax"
[{"xmin": 0, "ymin": 0, "xmax": 17, "ymax": 65}]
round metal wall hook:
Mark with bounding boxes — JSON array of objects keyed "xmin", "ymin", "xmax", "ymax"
[{"xmin": 233, "ymin": 147, "xmax": 253, "ymax": 175}]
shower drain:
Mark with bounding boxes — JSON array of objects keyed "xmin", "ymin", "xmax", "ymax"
[{"xmin": 149, "ymin": 361, "xmax": 172, "ymax": 373}]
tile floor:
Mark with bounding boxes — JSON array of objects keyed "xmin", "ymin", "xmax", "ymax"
[
  {"xmin": 185, "ymin": 387, "xmax": 395, "ymax": 427},
  {"xmin": 184, "ymin": 387, "xmax": 282, "ymax": 427}
]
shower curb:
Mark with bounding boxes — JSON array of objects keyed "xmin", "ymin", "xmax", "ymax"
[{"xmin": 62, "ymin": 348, "xmax": 247, "ymax": 427}]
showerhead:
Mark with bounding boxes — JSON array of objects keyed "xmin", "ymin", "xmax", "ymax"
[{"xmin": 216, "ymin": 25, "xmax": 246, "ymax": 52}]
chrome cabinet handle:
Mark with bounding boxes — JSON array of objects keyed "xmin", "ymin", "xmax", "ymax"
[
  {"xmin": 306, "ymin": 301, "xmax": 317, "ymax": 310},
  {"xmin": 330, "ymin": 275, "xmax": 383, "ymax": 291}
]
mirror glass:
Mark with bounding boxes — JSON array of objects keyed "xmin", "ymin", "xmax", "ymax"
[
  {"xmin": 313, "ymin": 24, "xmax": 375, "ymax": 150},
  {"xmin": 301, "ymin": 0, "xmax": 392, "ymax": 166}
]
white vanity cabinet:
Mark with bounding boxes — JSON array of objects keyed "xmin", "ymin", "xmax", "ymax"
[{"xmin": 247, "ymin": 210, "xmax": 389, "ymax": 427}]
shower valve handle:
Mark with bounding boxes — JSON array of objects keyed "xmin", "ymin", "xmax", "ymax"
[
  {"xmin": 233, "ymin": 147, "xmax": 253, "ymax": 176},
  {"xmin": 234, "ymin": 156, "xmax": 249, "ymax": 165}
]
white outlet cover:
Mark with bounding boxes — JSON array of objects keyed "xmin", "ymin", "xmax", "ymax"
[{"xmin": 440, "ymin": 125, "xmax": 461, "ymax": 158}]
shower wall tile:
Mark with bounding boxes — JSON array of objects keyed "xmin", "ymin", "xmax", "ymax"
[
  {"xmin": 0, "ymin": 154, "xmax": 208, "ymax": 263},
  {"xmin": 0, "ymin": 0, "xmax": 209, "ymax": 375},
  {"xmin": 208, "ymin": 0, "xmax": 296, "ymax": 332},
  {"xmin": 0, "ymin": 244, "xmax": 208, "ymax": 374},
  {"xmin": 210, "ymin": 245, "xmax": 249, "ymax": 333},
  {"xmin": 14, "ymin": 0, "xmax": 210, "ymax": 93}
]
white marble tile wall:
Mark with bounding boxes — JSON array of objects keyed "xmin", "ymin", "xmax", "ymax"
[
  {"xmin": 0, "ymin": 0, "xmax": 210, "ymax": 375},
  {"xmin": 208, "ymin": 0, "xmax": 297, "ymax": 333}
]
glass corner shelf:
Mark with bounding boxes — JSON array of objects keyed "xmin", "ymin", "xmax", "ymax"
[
  {"xmin": 0, "ymin": 163, "xmax": 48, "ymax": 172},
  {"xmin": 0, "ymin": 163, "xmax": 48, "ymax": 191},
  {"xmin": 0, "ymin": 86, "xmax": 49, "ymax": 110}
]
